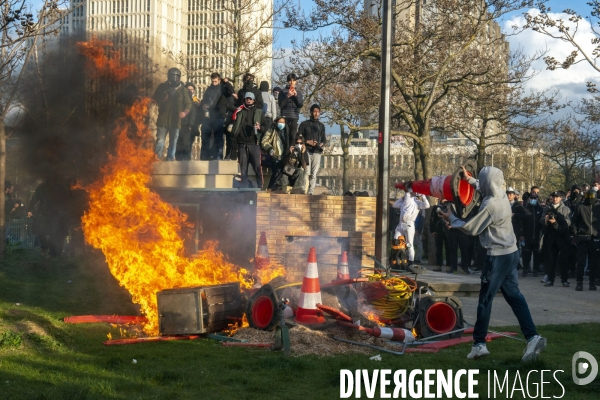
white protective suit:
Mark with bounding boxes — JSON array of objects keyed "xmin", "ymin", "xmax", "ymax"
[{"xmin": 392, "ymin": 193, "xmax": 430, "ymax": 261}]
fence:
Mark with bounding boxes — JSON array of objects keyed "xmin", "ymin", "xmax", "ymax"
[{"xmin": 5, "ymin": 218, "xmax": 36, "ymax": 247}]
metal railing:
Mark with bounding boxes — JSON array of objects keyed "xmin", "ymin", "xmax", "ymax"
[{"xmin": 5, "ymin": 218, "xmax": 36, "ymax": 247}]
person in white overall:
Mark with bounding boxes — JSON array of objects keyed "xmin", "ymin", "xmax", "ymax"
[{"xmin": 393, "ymin": 191, "xmax": 430, "ymax": 264}]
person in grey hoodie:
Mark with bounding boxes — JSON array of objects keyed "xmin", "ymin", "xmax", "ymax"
[{"xmin": 440, "ymin": 166, "xmax": 546, "ymax": 362}]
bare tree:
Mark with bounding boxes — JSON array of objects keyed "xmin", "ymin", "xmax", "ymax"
[
  {"xmin": 1, "ymin": 0, "xmax": 66, "ymax": 254},
  {"xmin": 541, "ymin": 118, "xmax": 588, "ymax": 190},
  {"xmin": 286, "ymin": 0, "xmax": 532, "ymax": 179},
  {"xmin": 167, "ymin": 0, "xmax": 288, "ymax": 88}
]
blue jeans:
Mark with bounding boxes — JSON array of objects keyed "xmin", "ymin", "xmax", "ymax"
[
  {"xmin": 155, "ymin": 126, "xmax": 179, "ymax": 160},
  {"xmin": 473, "ymin": 250, "xmax": 538, "ymax": 344}
]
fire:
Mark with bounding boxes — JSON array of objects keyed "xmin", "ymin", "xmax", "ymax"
[
  {"xmin": 76, "ymin": 37, "xmax": 137, "ymax": 82},
  {"xmin": 364, "ymin": 310, "xmax": 385, "ymax": 327},
  {"xmin": 254, "ymin": 260, "xmax": 287, "ymax": 286},
  {"xmin": 81, "ymin": 96, "xmax": 255, "ymax": 335}
]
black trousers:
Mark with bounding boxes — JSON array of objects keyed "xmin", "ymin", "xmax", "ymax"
[
  {"xmin": 434, "ymin": 232, "xmax": 448, "ymax": 267},
  {"xmin": 239, "ymin": 144, "xmax": 263, "ymax": 189},
  {"xmin": 447, "ymin": 230, "xmax": 470, "ymax": 271},
  {"xmin": 200, "ymin": 118, "xmax": 224, "ymax": 160},
  {"xmin": 522, "ymin": 242, "xmax": 542, "ymax": 272},
  {"xmin": 544, "ymin": 239, "xmax": 570, "ymax": 283},
  {"xmin": 576, "ymin": 238, "xmax": 599, "ymax": 282},
  {"xmin": 285, "ymin": 117, "xmax": 298, "ymax": 143}
]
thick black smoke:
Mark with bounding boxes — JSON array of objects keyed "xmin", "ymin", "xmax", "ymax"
[{"xmin": 19, "ymin": 32, "xmax": 154, "ymax": 187}]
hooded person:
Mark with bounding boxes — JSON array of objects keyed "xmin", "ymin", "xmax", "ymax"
[
  {"xmin": 392, "ymin": 189, "xmax": 430, "ymax": 265},
  {"xmin": 570, "ymin": 189, "xmax": 600, "ymax": 291},
  {"xmin": 235, "ymin": 72, "xmax": 264, "ymax": 110},
  {"xmin": 439, "ymin": 166, "xmax": 546, "ymax": 362}
]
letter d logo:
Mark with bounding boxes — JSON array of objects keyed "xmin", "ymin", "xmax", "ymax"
[{"xmin": 572, "ymin": 351, "xmax": 598, "ymax": 385}]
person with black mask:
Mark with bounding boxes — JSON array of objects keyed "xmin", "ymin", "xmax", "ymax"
[
  {"xmin": 200, "ymin": 72, "xmax": 232, "ymax": 160},
  {"xmin": 298, "ymin": 104, "xmax": 327, "ymax": 195},
  {"xmin": 570, "ymin": 189, "xmax": 600, "ymax": 291},
  {"xmin": 261, "ymin": 116, "xmax": 289, "ymax": 189},
  {"xmin": 230, "ymin": 92, "xmax": 266, "ymax": 188},
  {"xmin": 564, "ymin": 184, "xmax": 583, "ymax": 278},
  {"xmin": 522, "ymin": 193, "xmax": 544, "ymax": 277},
  {"xmin": 235, "ymin": 72, "xmax": 264, "ymax": 110},
  {"xmin": 152, "ymin": 68, "xmax": 192, "ymax": 161},
  {"xmin": 272, "ymin": 134, "xmax": 309, "ymax": 193}
]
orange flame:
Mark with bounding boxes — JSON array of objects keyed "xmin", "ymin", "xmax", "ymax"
[
  {"xmin": 81, "ymin": 97, "xmax": 254, "ymax": 335},
  {"xmin": 254, "ymin": 259, "xmax": 287, "ymax": 286},
  {"xmin": 76, "ymin": 37, "xmax": 137, "ymax": 82},
  {"xmin": 364, "ymin": 310, "xmax": 385, "ymax": 326}
]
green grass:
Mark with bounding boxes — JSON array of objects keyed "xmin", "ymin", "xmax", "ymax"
[{"xmin": 0, "ymin": 249, "xmax": 599, "ymax": 399}]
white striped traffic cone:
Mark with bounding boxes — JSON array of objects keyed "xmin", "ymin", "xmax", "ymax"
[
  {"xmin": 295, "ymin": 247, "xmax": 326, "ymax": 325},
  {"xmin": 334, "ymin": 251, "xmax": 350, "ymax": 282},
  {"xmin": 254, "ymin": 231, "xmax": 270, "ymax": 269}
]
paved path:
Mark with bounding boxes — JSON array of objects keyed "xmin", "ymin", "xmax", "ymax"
[{"xmin": 417, "ymin": 265, "xmax": 600, "ymax": 327}]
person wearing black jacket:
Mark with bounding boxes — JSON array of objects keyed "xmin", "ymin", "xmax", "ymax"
[
  {"xmin": 200, "ymin": 73, "xmax": 233, "ymax": 160},
  {"xmin": 235, "ymin": 73, "xmax": 264, "ymax": 110},
  {"xmin": 297, "ymin": 104, "xmax": 327, "ymax": 195},
  {"xmin": 507, "ymin": 187, "xmax": 526, "ymax": 270},
  {"xmin": 570, "ymin": 190, "xmax": 600, "ymax": 291},
  {"xmin": 271, "ymin": 134, "xmax": 309, "ymax": 193},
  {"xmin": 564, "ymin": 184, "xmax": 583, "ymax": 278},
  {"xmin": 430, "ymin": 199, "xmax": 450, "ymax": 272},
  {"xmin": 230, "ymin": 92, "xmax": 266, "ymax": 189},
  {"xmin": 540, "ymin": 191, "xmax": 572, "ymax": 287},
  {"xmin": 278, "ymin": 73, "xmax": 304, "ymax": 142},
  {"xmin": 177, "ymin": 82, "xmax": 201, "ymax": 160},
  {"xmin": 521, "ymin": 194, "xmax": 544, "ymax": 277}
]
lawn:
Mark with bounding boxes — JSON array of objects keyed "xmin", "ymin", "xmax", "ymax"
[{"xmin": 0, "ymin": 248, "xmax": 598, "ymax": 400}]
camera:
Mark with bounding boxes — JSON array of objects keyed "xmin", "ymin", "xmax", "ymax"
[
  {"xmin": 546, "ymin": 210, "xmax": 557, "ymax": 221},
  {"xmin": 436, "ymin": 205, "xmax": 448, "ymax": 215},
  {"xmin": 294, "ymin": 144, "xmax": 303, "ymax": 153}
]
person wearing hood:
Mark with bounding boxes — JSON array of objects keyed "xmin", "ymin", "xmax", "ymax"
[
  {"xmin": 392, "ymin": 190, "xmax": 430, "ymax": 266},
  {"xmin": 278, "ymin": 73, "xmax": 304, "ymax": 143},
  {"xmin": 152, "ymin": 68, "xmax": 192, "ymax": 161},
  {"xmin": 259, "ymin": 81, "xmax": 277, "ymax": 131},
  {"xmin": 200, "ymin": 72, "xmax": 233, "ymax": 160},
  {"xmin": 521, "ymin": 193, "xmax": 544, "ymax": 277},
  {"xmin": 272, "ymin": 86, "xmax": 281, "ymax": 117},
  {"xmin": 570, "ymin": 189, "xmax": 600, "ymax": 291},
  {"xmin": 235, "ymin": 73, "xmax": 264, "ymax": 110},
  {"xmin": 440, "ymin": 166, "xmax": 546, "ymax": 362},
  {"xmin": 261, "ymin": 116, "xmax": 290, "ymax": 189},
  {"xmin": 540, "ymin": 191, "xmax": 572, "ymax": 287}
]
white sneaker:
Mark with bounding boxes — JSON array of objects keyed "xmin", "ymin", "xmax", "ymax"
[
  {"xmin": 467, "ymin": 343, "xmax": 490, "ymax": 359},
  {"xmin": 540, "ymin": 275, "xmax": 548, "ymax": 284},
  {"xmin": 522, "ymin": 335, "xmax": 547, "ymax": 362}
]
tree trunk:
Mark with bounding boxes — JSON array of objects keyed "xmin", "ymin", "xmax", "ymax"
[
  {"xmin": 412, "ymin": 141, "xmax": 422, "ymax": 180},
  {"xmin": 477, "ymin": 141, "xmax": 485, "ymax": 172},
  {"xmin": 0, "ymin": 118, "xmax": 6, "ymax": 255}
]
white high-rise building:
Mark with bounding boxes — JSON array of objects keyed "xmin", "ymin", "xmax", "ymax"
[{"xmin": 70, "ymin": 0, "xmax": 273, "ymax": 90}]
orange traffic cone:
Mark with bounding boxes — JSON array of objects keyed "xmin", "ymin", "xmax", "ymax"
[
  {"xmin": 254, "ymin": 231, "xmax": 269, "ymax": 269},
  {"xmin": 295, "ymin": 247, "xmax": 326, "ymax": 325},
  {"xmin": 334, "ymin": 251, "xmax": 350, "ymax": 282}
]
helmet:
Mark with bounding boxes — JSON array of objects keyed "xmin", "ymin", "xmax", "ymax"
[
  {"xmin": 584, "ymin": 189, "xmax": 596, "ymax": 201},
  {"xmin": 167, "ymin": 68, "xmax": 181, "ymax": 84}
]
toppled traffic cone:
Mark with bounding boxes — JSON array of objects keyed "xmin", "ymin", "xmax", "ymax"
[
  {"xmin": 295, "ymin": 247, "xmax": 326, "ymax": 325},
  {"xmin": 254, "ymin": 231, "xmax": 269, "ymax": 269},
  {"xmin": 337, "ymin": 320, "xmax": 415, "ymax": 343},
  {"xmin": 333, "ymin": 251, "xmax": 350, "ymax": 282}
]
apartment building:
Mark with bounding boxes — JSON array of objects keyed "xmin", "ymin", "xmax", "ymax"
[{"xmin": 69, "ymin": 0, "xmax": 272, "ymax": 91}]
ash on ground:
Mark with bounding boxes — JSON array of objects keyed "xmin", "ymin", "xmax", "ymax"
[{"xmin": 233, "ymin": 324, "xmax": 404, "ymax": 357}]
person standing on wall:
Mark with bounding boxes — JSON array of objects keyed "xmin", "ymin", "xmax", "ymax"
[
  {"xmin": 278, "ymin": 73, "xmax": 303, "ymax": 143},
  {"xmin": 152, "ymin": 68, "xmax": 191, "ymax": 161},
  {"xmin": 297, "ymin": 104, "xmax": 326, "ymax": 195}
]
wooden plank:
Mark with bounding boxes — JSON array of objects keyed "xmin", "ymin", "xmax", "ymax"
[{"xmin": 206, "ymin": 301, "xmax": 242, "ymax": 314}]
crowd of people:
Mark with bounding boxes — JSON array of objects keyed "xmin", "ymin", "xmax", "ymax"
[
  {"xmin": 426, "ymin": 181, "xmax": 600, "ymax": 292},
  {"xmin": 150, "ymin": 68, "xmax": 326, "ymax": 194}
]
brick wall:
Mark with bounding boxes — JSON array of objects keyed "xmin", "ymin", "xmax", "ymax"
[{"xmin": 255, "ymin": 193, "xmax": 376, "ymax": 282}]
